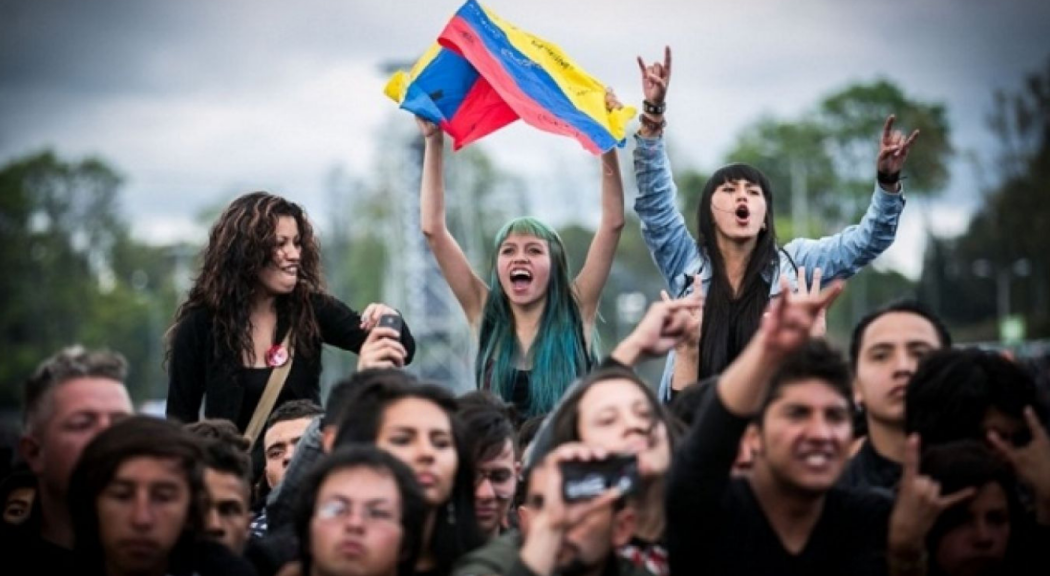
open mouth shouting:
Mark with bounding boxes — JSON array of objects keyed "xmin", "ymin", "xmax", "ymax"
[
  {"xmin": 734, "ymin": 204, "xmax": 751, "ymax": 225},
  {"xmin": 509, "ymin": 268, "xmax": 533, "ymax": 291}
]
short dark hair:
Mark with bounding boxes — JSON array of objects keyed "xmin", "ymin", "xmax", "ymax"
[
  {"xmin": 516, "ymin": 415, "xmax": 545, "ymax": 454},
  {"xmin": 758, "ymin": 340, "xmax": 852, "ymax": 423},
  {"xmin": 323, "ymin": 369, "xmax": 412, "ymax": 428},
  {"xmin": 23, "ymin": 345, "xmax": 128, "ymax": 432},
  {"xmin": 69, "ymin": 416, "xmax": 206, "ymax": 572},
  {"xmin": 295, "ymin": 446, "xmax": 427, "ymax": 576},
  {"xmin": 906, "ymin": 347, "xmax": 1048, "ymax": 447},
  {"xmin": 200, "ymin": 440, "xmax": 253, "ymax": 491},
  {"xmin": 266, "ymin": 399, "xmax": 323, "ymax": 431},
  {"xmin": 457, "ymin": 392, "xmax": 518, "ymax": 464},
  {"xmin": 849, "ymin": 299, "xmax": 951, "ymax": 372},
  {"xmin": 184, "ymin": 418, "xmax": 250, "ymax": 453}
]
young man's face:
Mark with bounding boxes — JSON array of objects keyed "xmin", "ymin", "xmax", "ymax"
[
  {"xmin": 473, "ymin": 438, "xmax": 517, "ymax": 537},
  {"xmin": 755, "ymin": 379, "xmax": 852, "ymax": 495},
  {"xmin": 309, "ymin": 466, "xmax": 404, "ymax": 576},
  {"xmin": 23, "ymin": 377, "xmax": 133, "ymax": 498},
  {"xmin": 202, "ymin": 468, "xmax": 251, "ymax": 554},
  {"xmin": 854, "ymin": 312, "xmax": 942, "ymax": 427},
  {"xmin": 264, "ymin": 416, "xmax": 314, "ymax": 488},
  {"xmin": 97, "ymin": 457, "xmax": 191, "ymax": 576}
]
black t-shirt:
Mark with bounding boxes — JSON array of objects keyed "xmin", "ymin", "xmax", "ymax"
[
  {"xmin": 838, "ymin": 439, "xmax": 901, "ymax": 498},
  {"xmin": 666, "ymin": 384, "xmax": 892, "ymax": 576},
  {"xmin": 0, "ymin": 522, "xmax": 76, "ymax": 576}
]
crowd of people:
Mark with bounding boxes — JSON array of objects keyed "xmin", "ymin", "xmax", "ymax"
[{"xmin": 2, "ymin": 47, "xmax": 1048, "ymax": 576}]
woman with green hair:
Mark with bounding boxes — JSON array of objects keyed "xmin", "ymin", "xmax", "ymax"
[{"xmin": 416, "ymin": 97, "xmax": 625, "ymax": 417}]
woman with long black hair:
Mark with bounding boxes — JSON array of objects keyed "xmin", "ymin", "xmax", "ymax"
[{"xmin": 633, "ymin": 47, "xmax": 918, "ymax": 401}]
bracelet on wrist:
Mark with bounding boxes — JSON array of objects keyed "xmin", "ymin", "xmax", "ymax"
[
  {"xmin": 639, "ymin": 113, "xmax": 667, "ymax": 132},
  {"xmin": 877, "ymin": 170, "xmax": 901, "ymax": 185},
  {"xmin": 643, "ymin": 99, "xmax": 666, "ymax": 115}
]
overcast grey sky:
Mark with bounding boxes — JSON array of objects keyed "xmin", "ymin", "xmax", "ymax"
[{"xmin": 2, "ymin": 0, "xmax": 1048, "ymax": 278}]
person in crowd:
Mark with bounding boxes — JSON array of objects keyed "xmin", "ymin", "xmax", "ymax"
[
  {"xmin": 906, "ymin": 348, "xmax": 1049, "ymax": 449},
  {"xmin": 67, "ymin": 416, "xmax": 254, "ymax": 576},
  {"xmin": 294, "ymin": 446, "xmax": 428, "ymax": 576},
  {"xmin": 456, "ymin": 392, "xmax": 519, "ymax": 540},
  {"xmin": 333, "ymin": 373, "xmax": 484, "ymax": 576},
  {"xmin": 203, "ymin": 438, "xmax": 254, "ymax": 555},
  {"xmin": 887, "ymin": 440, "xmax": 1050, "ymax": 576},
  {"xmin": 840, "ymin": 300, "xmax": 952, "ymax": 494},
  {"xmin": 1, "ymin": 466, "xmax": 36, "ymax": 526},
  {"xmin": 667, "ymin": 279, "xmax": 905, "ymax": 575},
  {"xmin": 633, "ymin": 46, "xmax": 918, "ymax": 401},
  {"xmin": 165, "ymin": 191, "xmax": 415, "ymax": 433},
  {"xmin": 184, "ymin": 419, "xmax": 252, "ymax": 452},
  {"xmin": 453, "ymin": 443, "xmax": 646, "ymax": 576},
  {"xmin": 265, "ymin": 400, "xmax": 324, "ymax": 491},
  {"xmin": 415, "ymin": 92, "xmax": 626, "ymax": 417},
  {"xmin": 0, "ymin": 346, "xmax": 134, "ymax": 575}
]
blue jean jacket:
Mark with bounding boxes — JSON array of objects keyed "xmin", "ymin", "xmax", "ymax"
[{"xmin": 633, "ymin": 134, "xmax": 906, "ymax": 402}]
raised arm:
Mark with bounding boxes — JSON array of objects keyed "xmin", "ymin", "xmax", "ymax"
[
  {"xmin": 786, "ymin": 115, "xmax": 917, "ymax": 281},
  {"xmin": 573, "ymin": 136, "xmax": 625, "ymax": 326},
  {"xmin": 632, "ymin": 47, "xmax": 700, "ymax": 297},
  {"xmin": 417, "ymin": 117, "xmax": 489, "ymax": 325}
]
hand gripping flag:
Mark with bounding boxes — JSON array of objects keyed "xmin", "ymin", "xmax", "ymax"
[{"xmin": 384, "ymin": 0, "xmax": 635, "ymax": 155}]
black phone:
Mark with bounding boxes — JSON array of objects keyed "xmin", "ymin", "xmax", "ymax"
[
  {"xmin": 560, "ymin": 454, "xmax": 639, "ymax": 502},
  {"xmin": 377, "ymin": 313, "xmax": 403, "ymax": 334}
]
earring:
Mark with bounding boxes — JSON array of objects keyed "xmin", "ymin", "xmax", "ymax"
[{"xmin": 447, "ymin": 501, "xmax": 456, "ymax": 525}]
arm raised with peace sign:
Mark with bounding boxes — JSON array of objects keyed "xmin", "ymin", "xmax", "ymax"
[
  {"xmin": 877, "ymin": 115, "xmax": 920, "ymax": 193},
  {"xmin": 636, "ymin": 46, "xmax": 671, "ymax": 138},
  {"xmin": 887, "ymin": 434, "xmax": 977, "ymax": 576}
]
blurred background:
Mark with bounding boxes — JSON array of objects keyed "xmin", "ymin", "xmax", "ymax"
[{"xmin": 2, "ymin": 0, "xmax": 1048, "ymax": 417}]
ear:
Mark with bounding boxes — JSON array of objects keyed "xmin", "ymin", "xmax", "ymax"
[
  {"xmin": 321, "ymin": 427, "xmax": 336, "ymax": 453},
  {"xmin": 852, "ymin": 379, "xmax": 865, "ymax": 407},
  {"xmin": 610, "ymin": 505, "xmax": 637, "ymax": 548},
  {"xmin": 517, "ymin": 504, "xmax": 533, "ymax": 537},
  {"xmin": 19, "ymin": 434, "xmax": 44, "ymax": 476}
]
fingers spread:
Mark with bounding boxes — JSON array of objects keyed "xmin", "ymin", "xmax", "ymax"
[{"xmin": 882, "ymin": 115, "xmax": 896, "ymax": 140}]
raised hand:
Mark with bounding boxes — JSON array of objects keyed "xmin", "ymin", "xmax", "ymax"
[
  {"xmin": 661, "ymin": 274, "xmax": 704, "ymax": 351},
  {"xmin": 611, "ymin": 297, "xmax": 703, "ymax": 366},
  {"xmin": 889, "ymin": 435, "xmax": 976, "ymax": 561},
  {"xmin": 636, "ymin": 46, "xmax": 672, "ymax": 105},
  {"xmin": 877, "ymin": 115, "xmax": 920, "ymax": 177},
  {"xmin": 605, "ymin": 87, "xmax": 624, "ymax": 112},
  {"xmin": 758, "ymin": 276, "xmax": 843, "ymax": 358},
  {"xmin": 415, "ymin": 115, "xmax": 442, "ymax": 141},
  {"xmin": 793, "ymin": 267, "xmax": 841, "ymax": 338},
  {"xmin": 987, "ymin": 406, "xmax": 1050, "ymax": 523}
]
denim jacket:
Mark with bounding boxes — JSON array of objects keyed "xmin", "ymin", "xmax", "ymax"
[{"xmin": 633, "ymin": 135, "xmax": 906, "ymax": 402}]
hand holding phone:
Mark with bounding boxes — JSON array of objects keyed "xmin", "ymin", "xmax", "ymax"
[{"xmin": 377, "ymin": 314, "xmax": 403, "ymax": 335}]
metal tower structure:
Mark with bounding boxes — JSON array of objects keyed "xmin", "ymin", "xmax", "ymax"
[{"xmin": 382, "ymin": 134, "xmax": 479, "ymax": 394}]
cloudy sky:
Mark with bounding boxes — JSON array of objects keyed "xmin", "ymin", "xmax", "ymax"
[{"xmin": 2, "ymin": 0, "xmax": 1048, "ymax": 278}]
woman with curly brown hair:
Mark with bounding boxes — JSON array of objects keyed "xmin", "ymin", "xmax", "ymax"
[{"xmin": 165, "ymin": 191, "xmax": 415, "ymax": 437}]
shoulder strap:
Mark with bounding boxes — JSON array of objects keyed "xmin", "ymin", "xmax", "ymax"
[{"xmin": 244, "ymin": 331, "xmax": 294, "ymax": 450}]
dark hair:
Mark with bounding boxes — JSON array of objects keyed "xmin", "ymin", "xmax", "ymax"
[
  {"xmin": 758, "ymin": 339, "xmax": 853, "ymax": 422},
  {"xmin": 545, "ymin": 367, "xmax": 674, "ymax": 454},
  {"xmin": 167, "ymin": 191, "xmax": 325, "ymax": 368},
  {"xmin": 23, "ymin": 345, "xmax": 128, "ymax": 432},
  {"xmin": 183, "ymin": 419, "xmax": 250, "ymax": 453},
  {"xmin": 295, "ymin": 446, "xmax": 427, "ymax": 576},
  {"xmin": 199, "ymin": 439, "xmax": 253, "ymax": 492},
  {"xmin": 848, "ymin": 299, "xmax": 951, "ymax": 372},
  {"xmin": 457, "ymin": 393, "xmax": 518, "ymax": 465},
  {"xmin": 266, "ymin": 399, "xmax": 323, "ymax": 430},
  {"xmin": 323, "ymin": 368, "xmax": 411, "ymax": 428},
  {"xmin": 920, "ymin": 441, "xmax": 1023, "ymax": 564},
  {"xmin": 696, "ymin": 163, "xmax": 778, "ymax": 380},
  {"xmin": 516, "ymin": 415, "xmax": 545, "ymax": 454},
  {"xmin": 333, "ymin": 374, "xmax": 484, "ymax": 573},
  {"xmin": 906, "ymin": 348, "xmax": 1048, "ymax": 447},
  {"xmin": 69, "ymin": 416, "xmax": 207, "ymax": 573}
]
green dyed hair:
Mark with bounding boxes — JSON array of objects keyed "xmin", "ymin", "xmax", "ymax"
[{"xmin": 476, "ymin": 217, "xmax": 596, "ymax": 417}]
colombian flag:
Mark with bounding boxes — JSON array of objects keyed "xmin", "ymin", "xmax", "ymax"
[{"xmin": 384, "ymin": 0, "xmax": 635, "ymax": 155}]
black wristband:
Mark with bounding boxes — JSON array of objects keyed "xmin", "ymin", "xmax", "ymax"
[
  {"xmin": 643, "ymin": 100, "xmax": 666, "ymax": 115},
  {"xmin": 877, "ymin": 170, "xmax": 900, "ymax": 185}
]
